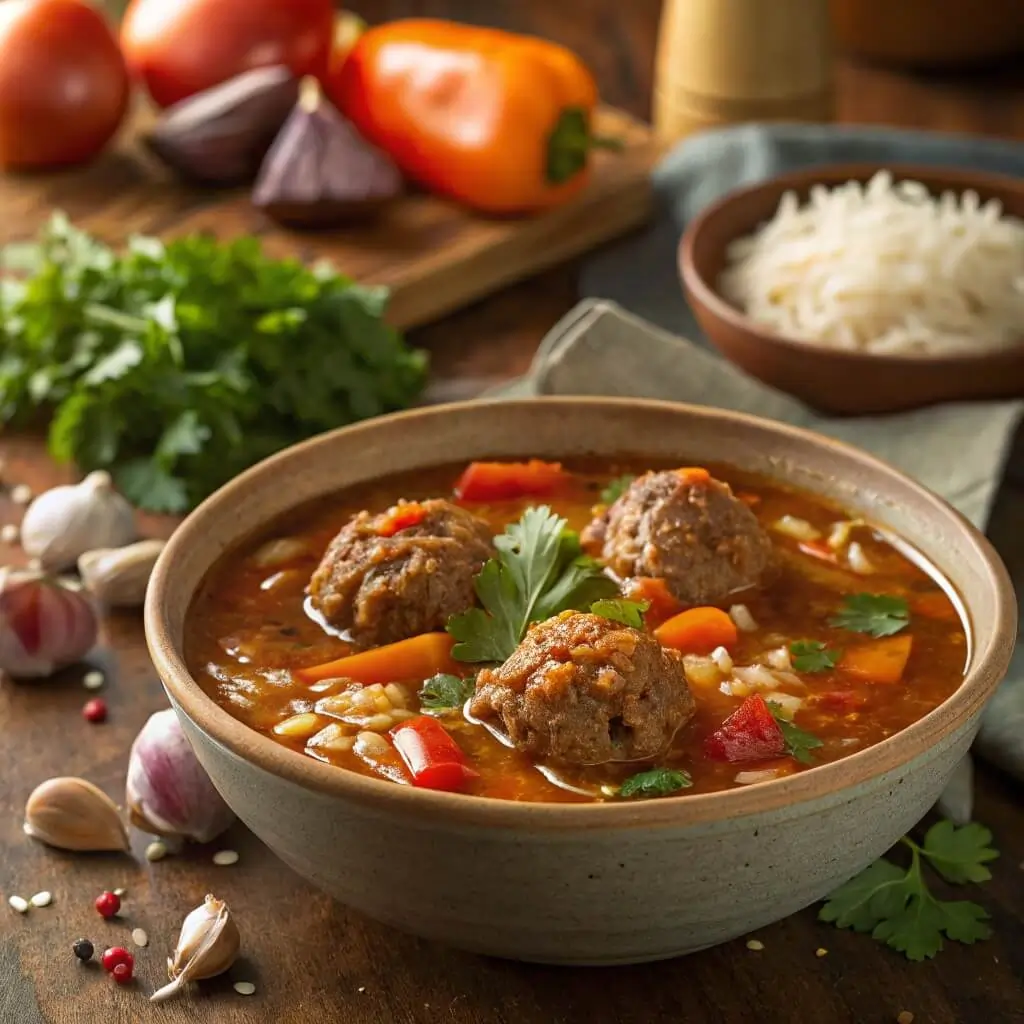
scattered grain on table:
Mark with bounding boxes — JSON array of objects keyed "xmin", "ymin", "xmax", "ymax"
[
  {"xmin": 896, "ymin": 1012, "xmax": 914, "ymax": 1024},
  {"xmin": 213, "ymin": 849, "xmax": 239, "ymax": 866},
  {"xmin": 10, "ymin": 484, "xmax": 32, "ymax": 505},
  {"xmin": 132, "ymin": 927, "xmax": 149, "ymax": 948},
  {"xmin": 815, "ymin": 947, "xmax": 828, "ymax": 957},
  {"xmin": 8, "ymin": 895, "xmax": 28, "ymax": 913},
  {"xmin": 745, "ymin": 939, "xmax": 764, "ymax": 951},
  {"xmin": 234, "ymin": 981, "xmax": 256, "ymax": 996},
  {"xmin": 82, "ymin": 670, "xmax": 104, "ymax": 691},
  {"xmin": 1, "ymin": 523, "xmax": 19, "ymax": 544},
  {"xmin": 145, "ymin": 840, "xmax": 168, "ymax": 862},
  {"xmin": 30, "ymin": 891, "xmax": 52, "ymax": 908}
]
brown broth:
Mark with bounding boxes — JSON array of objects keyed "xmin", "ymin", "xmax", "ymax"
[{"xmin": 185, "ymin": 460, "xmax": 968, "ymax": 803}]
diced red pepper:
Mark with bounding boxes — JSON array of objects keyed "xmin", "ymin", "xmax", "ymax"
[
  {"xmin": 704, "ymin": 694, "xmax": 786, "ymax": 763},
  {"xmin": 391, "ymin": 716, "xmax": 480, "ymax": 792},
  {"xmin": 376, "ymin": 502, "xmax": 428, "ymax": 537},
  {"xmin": 798, "ymin": 540, "xmax": 838, "ymax": 564},
  {"xmin": 453, "ymin": 460, "xmax": 567, "ymax": 502}
]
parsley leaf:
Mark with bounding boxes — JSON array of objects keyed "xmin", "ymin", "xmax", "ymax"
[
  {"xmin": 447, "ymin": 507, "xmax": 618, "ymax": 664},
  {"xmin": 618, "ymin": 768, "xmax": 692, "ymax": 799},
  {"xmin": 418, "ymin": 673, "xmax": 475, "ymax": 713},
  {"xmin": 765, "ymin": 702, "xmax": 823, "ymax": 764},
  {"xmin": 829, "ymin": 593, "xmax": 910, "ymax": 637},
  {"xmin": 920, "ymin": 820, "xmax": 999, "ymax": 884},
  {"xmin": 819, "ymin": 825, "xmax": 996, "ymax": 960},
  {"xmin": 0, "ymin": 215, "xmax": 426, "ymax": 512},
  {"xmin": 789, "ymin": 639, "xmax": 841, "ymax": 672},
  {"xmin": 600, "ymin": 474, "xmax": 635, "ymax": 505},
  {"xmin": 589, "ymin": 598, "xmax": 649, "ymax": 629}
]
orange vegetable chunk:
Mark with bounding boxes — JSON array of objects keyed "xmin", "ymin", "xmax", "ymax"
[
  {"xmin": 296, "ymin": 632, "xmax": 458, "ymax": 685},
  {"xmin": 654, "ymin": 606, "xmax": 738, "ymax": 655},
  {"xmin": 838, "ymin": 634, "xmax": 913, "ymax": 684}
]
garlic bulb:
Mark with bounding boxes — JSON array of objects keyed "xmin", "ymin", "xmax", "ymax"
[
  {"xmin": 24, "ymin": 776, "xmax": 129, "ymax": 852},
  {"xmin": 126, "ymin": 709, "xmax": 235, "ymax": 843},
  {"xmin": 150, "ymin": 894, "xmax": 240, "ymax": 1003},
  {"xmin": 0, "ymin": 569, "xmax": 98, "ymax": 678},
  {"xmin": 21, "ymin": 471, "xmax": 136, "ymax": 571},
  {"xmin": 78, "ymin": 539, "xmax": 166, "ymax": 608}
]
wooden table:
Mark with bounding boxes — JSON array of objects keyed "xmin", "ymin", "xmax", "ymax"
[{"xmin": 3, "ymin": 4, "xmax": 1024, "ymax": 1023}]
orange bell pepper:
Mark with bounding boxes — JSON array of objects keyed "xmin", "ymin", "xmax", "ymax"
[{"xmin": 327, "ymin": 19, "xmax": 617, "ymax": 214}]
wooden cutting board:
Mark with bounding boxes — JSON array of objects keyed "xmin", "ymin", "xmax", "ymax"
[{"xmin": 0, "ymin": 106, "xmax": 659, "ymax": 330}]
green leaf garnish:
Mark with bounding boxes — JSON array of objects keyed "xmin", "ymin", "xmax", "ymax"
[
  {"xmin": 599, "ymin": 474, "xmax": 635, "ymax": 505},
  {"xmin": 447, "ymin": 507, "xmax": 618, "ymax": 664},
  {"xmin": 618, "ymin": 767, "xmax": 692, "ymax": 799},
  {"xmin": 418, "ymin": 673, "xmax": 475, "ymax": 713},
  {"xmin": 819, "ymin": 822, "xmax": 997, "ymax": 960},
  {"xmin": 589, "ymin": 598, "xmax": 649, "ymax": 629},
  {"xmin": 0, "ymin": 214, "xmax": 426, "ymax": 512},
  {"xmin": 829, "ymin": 593, "xmax": 910, "ymax": 638},
  {"xmin": 765, "ymin": 701, "xmax": 823, "ymax": 765},
  {"xmin": 789, "ymin": 640, "xmax": 841, "ymax": 672}
]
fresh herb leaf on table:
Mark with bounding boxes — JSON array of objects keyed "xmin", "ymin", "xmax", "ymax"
[
  {"xmin": 0, "ymin": 214, "xmax": 427, "ymax": 512},
  {"xmin": 599, "ymin": 474, "xmax": 635, "ymax": 505},
  {"xmin": 418, "ymin": 673, "xmax": 475, "ymax": 713},
  {"xmin": 447, "ymin": 506, "xmax": 619, "ymax": 663},
  {"xmin": 618, "ymin": 767, "xmax": 692, "ymax": 799},
  {"xmin": 789, "ymin": 639, "xmax": 841, "ymax": 672},
  {"xmin": 765, "ymin": 702, "xmax": 823, "ymax": 765},
  {"xmin": 829, "ymin": 593, "xmax": 910, "ymax": 638},
  {"xmin": 819, "ymin": 821, "xmax": 997, "ymax": 960}
]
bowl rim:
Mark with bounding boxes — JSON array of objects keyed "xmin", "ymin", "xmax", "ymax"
[
  {"xmin": 679, "ymin": 161, "xmax": 1024, "ymax": 369},
  {"xmin": 145, "ymin": 396, "xmax": 1017, "ymax": 831}
]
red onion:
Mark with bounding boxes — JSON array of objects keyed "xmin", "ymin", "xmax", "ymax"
[
  {"xmin": 0, "ymin": 568, "xmax": 98, "ymax": 677},
  {"xmin": 126, "ymin": 708, "xmax": 235, "ymax": 843}
]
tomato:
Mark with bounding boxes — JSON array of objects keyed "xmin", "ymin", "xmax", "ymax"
[
  {"xmin": 120, "ymin": 0, "xmax": 336, "ymax": 109},
  {"xmin": 0, "ymin": 0, "xmax": 130, "ymax": 171}
]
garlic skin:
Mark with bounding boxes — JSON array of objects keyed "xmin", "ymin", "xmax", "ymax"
[
  {"xmin": 21, "ymin": 471, "xmax": 136, "ymax": 571},
  {"xmin": 150, "ymin": 894, "xmax": 240, "ymax": 1003},
  {"xmin": 0, "ymin": 569, "xmax": 98, "ymax": 678},
  {"xmin": 24, "ymin": 776, "xmax": 129, "ymax": 852},
  {"xmin": 78, "ymin": 539, "xmax": 166, "ymax": 608},
  {"xmin": 126, "ymin": 709, "xmax": 235, "ymax": 843}
]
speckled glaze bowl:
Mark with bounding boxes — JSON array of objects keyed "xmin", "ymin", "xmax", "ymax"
[{"xmin": 145, "ymin": 398, "xmax": 1016, "ymax": 965}]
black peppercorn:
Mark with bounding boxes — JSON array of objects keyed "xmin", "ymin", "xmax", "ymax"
[{"xmin": 72, "ymin": 938, "xmax": 94, "ymax": 962}]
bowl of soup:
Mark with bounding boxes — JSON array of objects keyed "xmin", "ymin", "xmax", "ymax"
[{"xmin": 145, "ymin": 398, "xmax": 1015, "ymax": 964}]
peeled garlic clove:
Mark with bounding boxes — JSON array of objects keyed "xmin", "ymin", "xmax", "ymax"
[
  {"xmin": 126, "ymin": 708, "xmax": 235, "ymax": 844},
  {"xmin": 78, "ymin": 539, "xmax": 166, "ymax": 608},
  {"xmin": 146, "ymin": 65, "xmax": 300, "ymax": 186},
  {"xmin": 150, "ymin": 894, "xmax": 240, "ymax": 1003},
  {"xmin": 252, "ymin": 76, "xmax": 403, "ymax": 229},
  {"xmin": 21, "ymin": 471, "xmax": 136, "ymax": 572},
  {"xmin": 24, "ymin": 776, "xmax": 129, "ymax": 852},
  {"xmin": 0, "ymin": 568, "xmax": 98, "ymax": 678}
]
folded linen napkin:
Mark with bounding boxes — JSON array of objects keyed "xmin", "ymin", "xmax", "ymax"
[{"xmin": 487, "ymin": 123, "xmax": 1024, "ymax": 817}]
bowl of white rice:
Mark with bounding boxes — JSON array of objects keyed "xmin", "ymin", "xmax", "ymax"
[{"xmin": 680, "ymin": 164, "xmax": 1024, "ymax": 415}]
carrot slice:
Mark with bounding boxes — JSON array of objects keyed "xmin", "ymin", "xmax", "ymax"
[
  {"xmin": 676, "ymin": 467, "xmax": 711, "ymax": 485},
  {"xmin": 655, "ymin": 606, "xmax": 739, "ymax": 655},
  {"xmin": 296, "ymin": 632, "xmax": 458, "ymax": 685},
  {"xmin": 910, "ymin": 591, "xmax": 959, "ymax": 622},
  {"xmin": 375, "ymin": 502, "xmax": 428, "ymax": 537},
  {"xmin": 838, "ymin": 634, "xmax": 913, "ymax": 684}
]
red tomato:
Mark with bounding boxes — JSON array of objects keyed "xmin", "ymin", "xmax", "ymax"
[
  {"xmin": 120, "ymin": 0, "xmax": 335, "ymax": 109},
  {"xmin": 454, "ymin": 461, "xmax": 568, "ymax": 503},
  {"xmin": 0, "ymin": 0, "xmax": 129, "ymax": 170},
  {"xmin": 704, "ymin": 694, "xmax": 786, "ymax": 763}
]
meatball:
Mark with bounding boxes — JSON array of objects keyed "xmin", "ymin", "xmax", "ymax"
[
  {"xmin": 470, "ymin": 611, "xmax": 696, "ymax": 765},
  {"xmin": 582, "ymin": 469, "xmax": 773, "ymax": 607},
  {"xmin": 307, "ymin": 499, "xmax": 493, "ymax": 646}
]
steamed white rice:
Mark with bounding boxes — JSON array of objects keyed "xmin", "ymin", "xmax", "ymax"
[{"xmin": 719, "ymin": 170, "xmax": 1024, "ymax": 356}]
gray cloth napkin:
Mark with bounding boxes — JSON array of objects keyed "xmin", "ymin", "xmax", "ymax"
[{"xmin": 488, "ymin": 124, "xmax": 1024, "ymax": 806}]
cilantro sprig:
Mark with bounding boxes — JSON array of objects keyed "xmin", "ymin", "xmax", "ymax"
[
  {"xmin": 0, "ymin": 214, "xmax": 426, "ymax": 512},
  {"xmin": 829, "ymin": 593, "xmax": 910, "ymax": 638},
  {"xmin": 599, "ymin": 474, "xmax": 635, "ymax": 505},
  {"xmin": 618, "ymin": 767, "xmax": 692, "ymax": 799},
  {"xmin": 765, "ymin": 702, "xmax": 823, "ymax": 764},
  {"xmin": 820, "ymin": 821, "xmax": 998, "ymax": 960},
  {"xmin": 447, "ymin": 507, "xmax": 619, "ymax": 664},
  {"xmin": 418, "ymin": 673, "xmax": 475, "ymax": 713},
  {"xmin": 789, "ymin": 640, "xmax": 841, "ymax": 672}
]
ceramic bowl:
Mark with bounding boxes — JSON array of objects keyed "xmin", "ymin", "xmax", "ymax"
[
  {"xmin": 679, "ymin": 164, "xmax": 1024, "ymax": 415},
  {"xmin": 145, "ymin": 398, "xmax": 1016, "ymax": 965}
]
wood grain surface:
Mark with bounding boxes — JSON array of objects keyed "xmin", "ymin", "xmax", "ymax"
[{"xmin": 2, "ymin": 2, "xmax": 1024, "ymax": 1023}]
